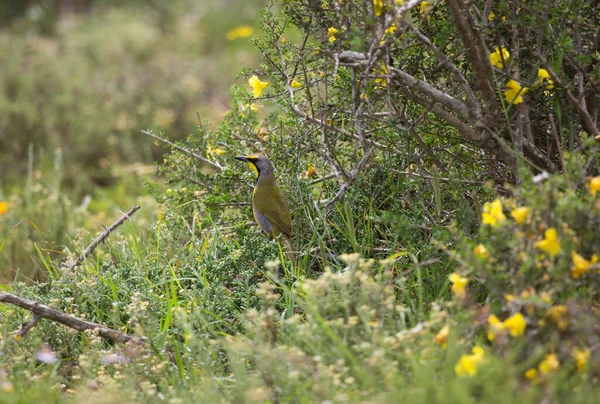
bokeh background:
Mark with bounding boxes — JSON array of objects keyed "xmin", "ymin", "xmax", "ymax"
[{"xmin": 0, "ymin": 0, "xmax": 265, "ymax": 188}]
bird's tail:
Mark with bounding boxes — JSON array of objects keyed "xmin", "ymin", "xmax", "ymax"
[{"xmin": 284, "ymin": 236, "xmax": 297, "ymax": 266}]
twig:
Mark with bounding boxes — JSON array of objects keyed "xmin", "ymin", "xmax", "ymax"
[
  {"xmin": 534, "ymin": 52, "xmax": 600, "ymax": 139},
  {"xmin": 16, "ymin": 314, "xmax": 42, "ymax": 339},
  {"xmin": 67, "ymin": 205, "xmax": 141, "ymax": 273},
  {"xmin": 142, "ymin": 129, "xmax": 223, "ymax": 172},
  {"xmin": 0, "ymin": 293, "xmax": 140, "ymax": 344}
]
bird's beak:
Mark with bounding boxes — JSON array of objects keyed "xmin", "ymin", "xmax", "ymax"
[{"xmin": 234, "ymin": 156, "xmax": 248, "ymax": 162}]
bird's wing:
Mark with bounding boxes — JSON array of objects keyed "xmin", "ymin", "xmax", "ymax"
[{"xmin": 253, "ymin": 185, "xmax": 292, "ymax": 238}]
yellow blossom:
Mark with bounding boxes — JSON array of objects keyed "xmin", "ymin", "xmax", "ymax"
[
  {"xmin": 225, "ymin": 25, "xmax": 254, "ymax": 41},
  {"xmin": 434, "ymin": 324, "xmax": 450, "ymax": 348},
  {"xmin": 571, "ymin": 251, "xmax": 599, "ymax": 278},
  {"xmin": 535, "ymin": 228, "xmax": 561, "ymax": 256},
  {"xmin": 207, "ymin": 145, "xmax": 226, "ymax": 156},
  {"xmin": 537, "ymin": 68, "xmax": 554, "ymax": 89},
  {"xmin": 538, "ymin": 353, "xmax": 559, "ymax": 374},
  {"xmin": 455, "ymin": 346, "xmax": 485, "ymax": 376},
  {"xmin": 291, "ymin": 80, "xmax": 303, "ymax": 89},
  {"xmin": 395, "ymin": 0, "xmax": 404, "ymax": 4},
  {"xmin": 505, "ymin": 79, "xmax": 528, "ymax": 105},
  {"xmin": 524, "ymin": 368, "xmax": 538, "ymax": 381},
  {"xmin": 510, "ymin": 206, "xmax": 530, "ymax": 224},
  {"xmin": 374, "ymin": 64, "xmax": 388, "ymax": 87},
  {"xmin": 547, "ymin": 305, "xmax": 568, "ymax": 330},
  {"xmin": 248, "ymin": 75, "xmax": 270, "ymax": 98},
  {"xmin": 302, "ymin": 164, "xmax": 317, "ymax": 179},
  {"xmin": 504, "ymin": 313, "xmax": 526, "ymax": 337},
  {"xmin": 418, "ymin": 1, "xmax": 432, "ymax": 15},
  {"xmin": 373, "ymin": 0, "xmax": 383, "ymax": 16},
  {"xmin": 244, "ymin": 103, "xmax": 258, "ymax": 113},
  {"xmin": 385, "ymin": 24, "xmax": 397, "ymax": 34},
  {"xmin": 474, "ymin": 244, "xmax": 489, "ymax": 259},
  {"xmin": 328, "ymin": 27, "xmax": 340, "ymax": 37},
  {"xmin": 489, "ymin": 47, "xmax": 510, "ymax": 68},
  {"xmin": 0, "ymin": 201, "xmax": 7, "ymax": 216},
  {"xmin": 488, "ymin": 11, "xmax": 495, "ymax": 21},
  {"xmin": 449, "ymin": 273, "xmax": 468, "ymax": 298},
  {"xmin": 572, "ymin": 348, "xmax": 590, "ymax": 372},
  {"xmin": 589, "ymin": 176, "xmax": 600, "ymax": 196},
  {"xmin": 487, "ymin": 314, "xmax": 506, "ymax": 341},
  {"xmin": 482, "ymin": 198, "xmax": 506, "ymax": 226}
]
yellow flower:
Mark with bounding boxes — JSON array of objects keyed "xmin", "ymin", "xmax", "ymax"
[
  {"xmin": 547, "ymin": 305, "xmax": 568, "ymax": 330},
  {"xmin": 535, "ymin": 228, "xmax": 561, "ymax": 256},
  {"xmin": 395, "ymin": 0, "xmax": 404, "ymax": 4},
  {"xmin": 571, "ymin": 252, "xmax": 598, "ymax": 278},
  {"xmin": 538, "ymin": 353, "xmax": 559, "ymax": 374},
  {"xmin": 489, "ymin": 47, "xmax": 510, "ymax": 68},
  {"xmin": 454, "ymin": 346, "xmax": 485, "ymax": 376},
  {"xmin": 589, "ymin": 176, "xmax": 600, "ymax": 196},
  {"xmin": 474, "ymin": 244, "xmax": 489, "ymax": 259},
  {"xmin": 418, "ymin": 1, "xmax": 432, "ymax": 15},
  {"xmin": 449, "ymin": 273, "xmax": 469, "ymax": 298},
  {"xmin": 572, "ymin": 348, "xmax": 590, "ymax": 372},
  {"xmin": 505, "ymin": 79, "xmax": 528, "ymax": 105},
  {"xmin": 504, "ymin": 313, "xmax": 526, "ymax": 337},
  {"xmin": 225, "ymin": 25, "xmax": 254, "ymax": 41},
  {"xmin": 488, "ymin": 11, "xmax": 495, "ymax": 21},
  {"xmin": 385, "ymin": 24, "xmax": 397, "ymax": 34},
  {"xmin": 291, "ymin": 80, "xmax": 303, "ymax": 89},
  {"xmin": 537, "ymin": 68, "xmax": 554, "ymax": 89},
  {"xmin": 374, "ymin": 64, "xmax": 388, "ymax": 87},
  {"xmin": 373, "ymin": 0, "xmax": 383, "ymax": 16},
  {"xmin": 487, "ymin": 314, "xmax": 506, "ymax": 341},
  {"xmin": 482, "ymin": 198, "xmax": 506, "ymax": 226},
  {"xmin": 0, "ymin": 201, "xmax": 7, "ymax": 216},
  {"xmin": 243, "ymin": 103, "xmax": 258, "ymax": 113},
  {"xmin": 328, "ymin": 27, "xmax": 340, "ymax": 37},
  {"xmin": 434, "ymin": 324, "xmax": 450, "ymax": 348},
  {"xmin": 207, "ymin": 145, "xmax": 226, "ymax": 156},
  {"xmin": 524, "ymin": 368, "xmax": 538, "ymax": 381},
  {"xmin": 510, "ymin": 206, "xmax": 530, "ymax": 224},
  {"xmin": 248, "ymin": 75, "xmax": 270, "ymax": 98}
]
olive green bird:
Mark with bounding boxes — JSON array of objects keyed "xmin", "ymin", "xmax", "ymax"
[{"xmin": 235, "ymin": 154, "xmax": 295, "ymax": 264}]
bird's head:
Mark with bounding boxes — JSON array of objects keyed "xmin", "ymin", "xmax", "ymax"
[{"xmin": 234, "ymin": 154, "xmax": 273, "ymax": 178}]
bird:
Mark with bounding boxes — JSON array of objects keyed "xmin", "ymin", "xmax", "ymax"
[{"xmin": 234, "ymin": 154, "xmax": 295, "ymax": 265}]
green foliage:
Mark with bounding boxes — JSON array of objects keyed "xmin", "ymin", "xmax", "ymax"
[{"xmin": 1, "ymin": 0, "xmax": 600, "ymax": 402}]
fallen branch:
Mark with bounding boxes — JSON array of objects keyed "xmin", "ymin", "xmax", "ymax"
[
  {"xmin": 66, "ymin": 205, "xmax": 141, "ymax": 273},
  {"xmin": 1, "ymin": 292, "xmax": 140, "ymax": 344}
]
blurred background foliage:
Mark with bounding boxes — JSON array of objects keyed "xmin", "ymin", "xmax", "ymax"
[{"xmin": 0, "ymin": 0, "xmax": 266, "ymax": 189}]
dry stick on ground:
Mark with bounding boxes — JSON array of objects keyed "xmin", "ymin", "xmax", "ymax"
[
  {"xmin": 0, "ymin": 293, "xmax": 140, "ymax": 344},
  {"xmin": 10, "ymin": 205, "xmax": 142, "ymax": 341}
]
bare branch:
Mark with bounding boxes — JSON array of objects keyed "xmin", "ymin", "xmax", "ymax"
[
  {"xmin": 534, "ymin": 52, "xmax": 600, "ymax": 139},
  {"xmin": 142, "ymin": 130, "xmax": 223, "ymax": 172},
  {"xmin": 0, "ymin": 293, "xmax": 141, "ymax": 344},
  {"xmin": 67, "ymin": 205, "xmax": 141, "ymax": 273},
  {"xmin": 446, "ymin": 0, "xmax": 500, "ymax": 122}
]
